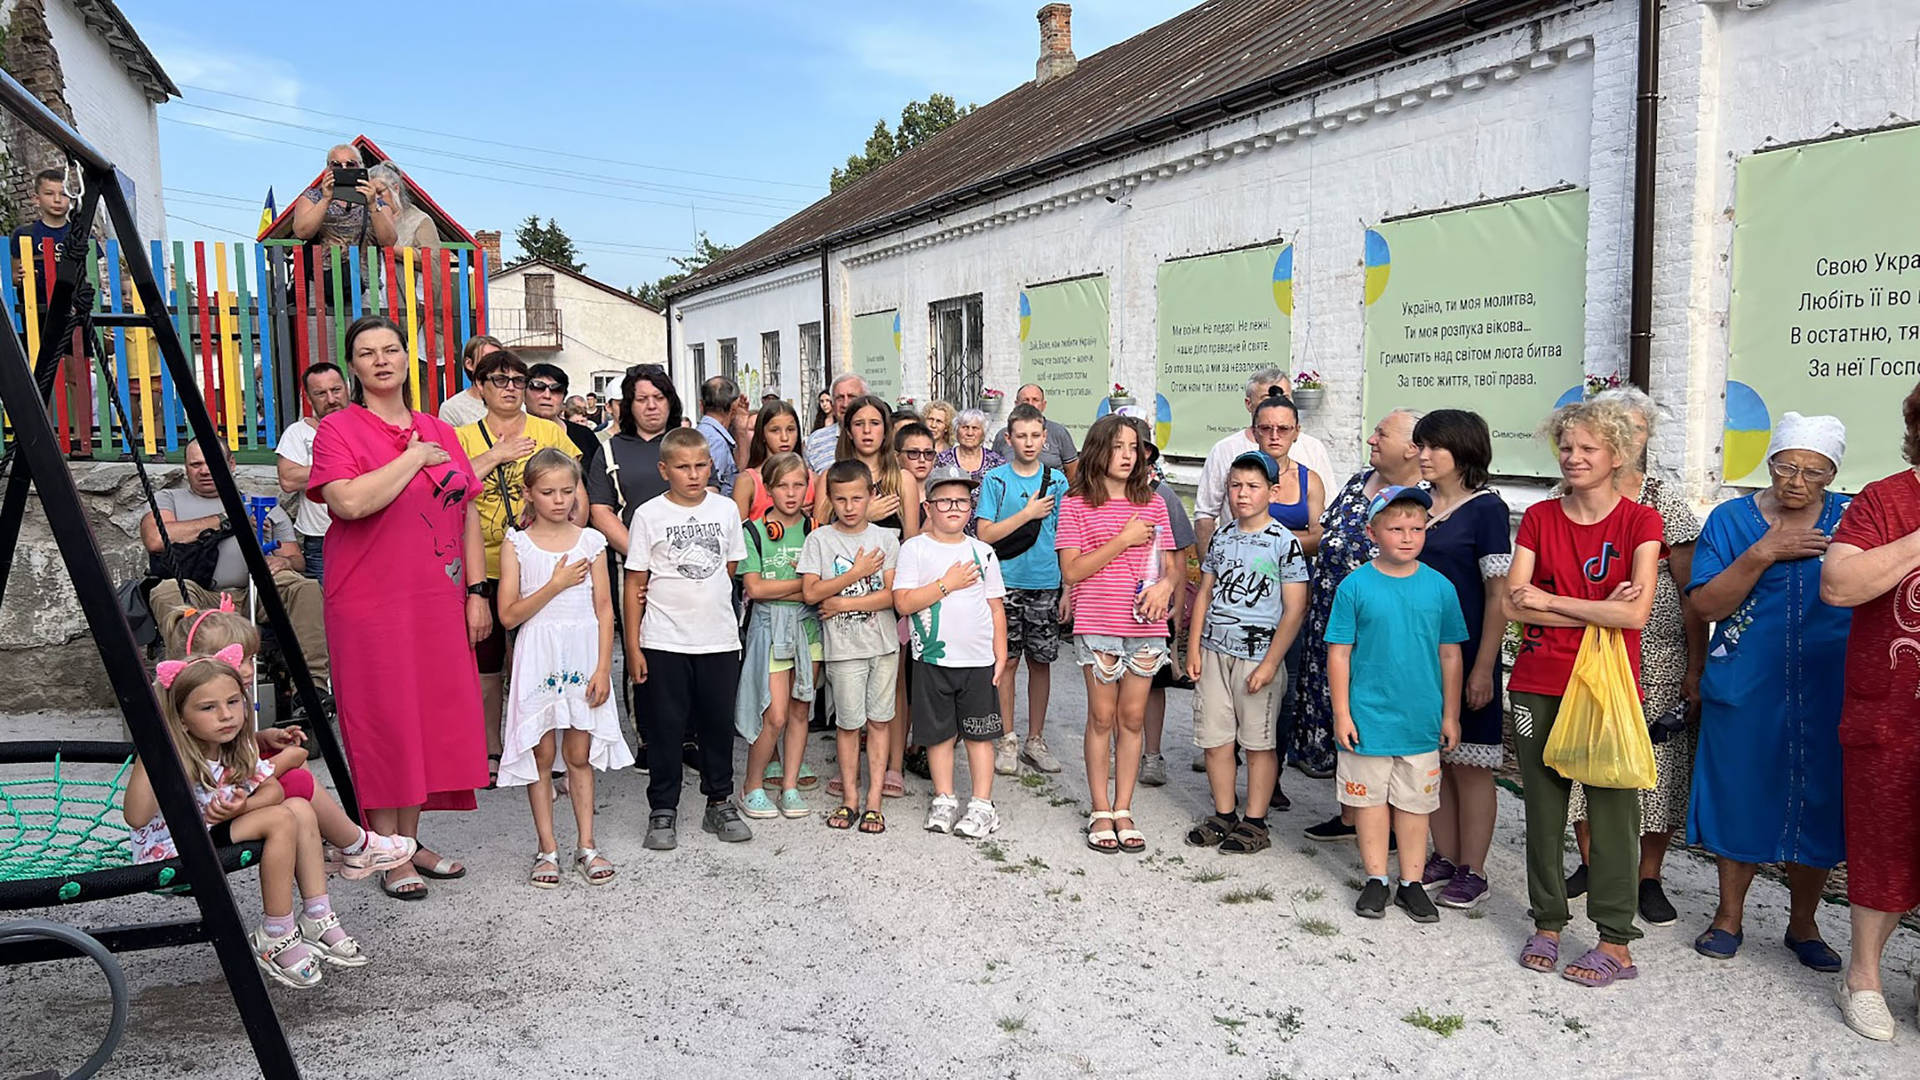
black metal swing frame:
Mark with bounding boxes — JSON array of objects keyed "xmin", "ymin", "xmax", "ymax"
[{"xmin": 0, "ymin": 69, "xmax": 355, "ymax": 1079}]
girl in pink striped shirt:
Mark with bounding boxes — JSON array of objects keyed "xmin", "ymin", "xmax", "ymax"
[{"xmin": 1056, "ymin": 415, "xmax": 1178, "ymax": 854}]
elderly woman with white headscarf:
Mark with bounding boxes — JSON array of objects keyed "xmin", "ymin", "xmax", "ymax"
[{"xmin": 1683, "ymin": 412, "xmax": 1851, "ymax": 970}]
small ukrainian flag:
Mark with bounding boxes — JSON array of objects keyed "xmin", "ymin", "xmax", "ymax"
[{"xmin": 257, "ymin": 187, "xmax": 277, "ymax": 235}]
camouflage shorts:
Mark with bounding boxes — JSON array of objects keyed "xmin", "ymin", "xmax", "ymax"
[{"xmin": 1004, "ymin": 587, "xmax": 1061, "ymax": 663}]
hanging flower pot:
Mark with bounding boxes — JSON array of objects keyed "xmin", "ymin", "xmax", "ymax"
[
  {"xmin": 1107, "ymin": 381, "xmax": 1137, "ymax": 410},
  {"xmin": 1290, "ymin": 370, "xmax": 1325, "ymax": 411}
]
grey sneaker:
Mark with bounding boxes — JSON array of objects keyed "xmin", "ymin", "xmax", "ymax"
[
  {"xmin": 1020, "ymin": 737, "xmax": 1062, "ymax": 774},
  {"xmin": 924, "ymin": 793, "xmax": 961, "ymax": 834},
  {"xmin": 993, "ymin": 734, "xmax": 1020, "ymax": 776},
  {"xmin": 953, "ymin": 798, "xmax": 1002, "ymax": 839},
  {"xmin": 643, "ymin": 811, "xmax": 677, "ymax": 851},
  {"xmin": 1139, "ymin": 753, "xmax": 1169, "ymax": 787},
  {"xmin": 702, "ymin": 800, "xmax": 753, "ymax": 843}
]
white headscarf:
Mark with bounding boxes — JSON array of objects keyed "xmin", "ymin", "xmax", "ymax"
[{"xmin": 1766, "ymin": 411, "xmax": 1846, "ymax": 472}]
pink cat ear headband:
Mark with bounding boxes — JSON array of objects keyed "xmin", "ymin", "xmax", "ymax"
[
  {"xmin": 156, "ymin": 644, "xmax": 245, "ymax": 688},
  {"xmin": 181, "ymin": 593, "xmax": 237, "ymax": 655}
]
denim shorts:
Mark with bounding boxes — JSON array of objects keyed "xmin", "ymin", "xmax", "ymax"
[{"xmin": 1072, "ymin": 635, "xmax": 1170, "ymax": 684}]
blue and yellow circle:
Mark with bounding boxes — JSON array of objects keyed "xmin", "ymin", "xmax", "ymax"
[
  {"xmin": 1094, "ymin": 393, "xmax": 1174, "ymax": 448},
  {"xmin": 1363, "ymin": 229, "xmax": 1391, "ymax": 306},
  {"xmin": 1553, "ymin": 384, "xmax": 1585, "ymax": 409},
  {"xmin": 1018, "ymin": 291, "xmax": 1031, "ymax": 342},
  {"xmin": 1272, "ymin": 245, "xmax": 1294, "ymax": 316},
  {"xmin": 891, "ymin": 312, "xmax": 901, "ymax": 353},
  {"xmin": 1722, "ymin": 380, "xmax": 1771, "ymax": 482}
]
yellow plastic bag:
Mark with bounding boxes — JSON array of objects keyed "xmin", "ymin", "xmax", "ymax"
[{"xmin": 1541, "ymin": 625, "xmax": 1657, "ymax": 790}]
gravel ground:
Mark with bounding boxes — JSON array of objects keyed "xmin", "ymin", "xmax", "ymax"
[{"xmin": 3, "ymin": 672, "xmax": 1918, "ymax": 1079}]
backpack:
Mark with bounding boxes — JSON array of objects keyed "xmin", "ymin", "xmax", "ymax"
[
  {"xmin": 739, "ymin": 515, "xmax": 813, "ymax": 633},
  {"xmin": 982, "ymin": 471, "xmax": 1060, "ymax": 563}
]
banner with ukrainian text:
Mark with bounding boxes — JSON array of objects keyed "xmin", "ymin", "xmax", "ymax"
[
  {"xmin": 1727, "ymin": 127, "xmax": 1920, "ymax": 492},
  {"xmin": 1154, "ymin": 243, "xmax": 1293, "ymax": 458},
  {"xmin": 849, "ymin": 309, "xmax": 902, "ymax": 405},
  {"xmin": 1361, "ymin": 189, "xmax": 1588, "ymax": 478},
  {"xmin": 1019, "ymin": 276, "xmax": 1109, "ymax": 438}
]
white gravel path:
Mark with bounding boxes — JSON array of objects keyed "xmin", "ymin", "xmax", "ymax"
[{"xmin": 3, "ymin": 674, "xmax": 1917, "ymax": 1079}]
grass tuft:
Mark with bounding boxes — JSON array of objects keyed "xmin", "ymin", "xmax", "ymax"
[
  {"xmin": 1221, "ymin": 885, "xmax": 1276, "ymax": 905},
  {"xmin": 1189, "ymin": 868, "xmax": 1229, "ymax": 884},
  {"xmin": 1291, "ymin": 885, "xmax": 1325, "ymax": 902},
  {"xmin": 997, "ymin": 1015, "xmax": 1025, "ymax": 1034},
  {"xmin": 1297, "ymin": 916, "xmax": 1339, "ymax": 937},
  {"xmin": 978, "ymin": 841, "xmax": 1007, "ymax": 863},
  {"xmin": 1403, "ymin": 1008, "xmax": 1465, "ymax": 1038}
]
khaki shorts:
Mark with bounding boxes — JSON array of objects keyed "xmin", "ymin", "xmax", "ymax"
[
  {"xmin": 1192, "ymin": 650, "xmax": 1282, "ymax": 751},
  {"xmin": 1336, "ymin": 749, "xmax": 1442, "ymax": 813},
  {"xmin": 825, "ymin": 651, "xmax": 899, "ymax": 729}
]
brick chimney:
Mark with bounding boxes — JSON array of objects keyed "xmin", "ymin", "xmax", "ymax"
[
  {"xmin": 1035, "ymin": 4, "xmax": 1077, "ymax": 86},
  {"xmin": 474, "ymin": 229, "xmax": 503, "ymax": 268}
]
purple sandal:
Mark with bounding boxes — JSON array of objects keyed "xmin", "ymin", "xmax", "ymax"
[
  {"xmin": 1562, "ymin": 947, "xmax": 1638, "ymax": 987},
  {"xmin": 1519, "ymin": 933, "xmax": 1560, "ymax": 973}
]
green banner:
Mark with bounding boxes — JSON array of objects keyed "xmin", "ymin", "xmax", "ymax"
[
  {"xmin": 1155, "ymin": 243, "xmax": 1293, "ymax": 458},
  {"xmin": 849, "ymin": 309, "xmax": 902, "ymax": 405},
  {"xmin": 1361, "ymin": 189, "xmax": 1588, "ymax": 478},
  {"xmin": 1019, "ymin": 276, "xmax": 1109, "ymax": 437},
  {"xmin": 1727, "ymin": 127, "xmax": 1920, "ymax": 492}
]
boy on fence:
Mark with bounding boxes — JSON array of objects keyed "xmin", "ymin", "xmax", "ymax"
[
  {"xmin": 897, "ymin": 464, "xmax": 1009, "ymax": 838},
  {"xmin": 625, "ymin": 428, "xmax": 750, "ymax": 851},
  {"xmin": 1327, "ymin": 485, "xmax": 1467, "ymax": 923},
  {"xmin": 1182, "ymin": 450, "xmax": 1308, "ymax": 855}
]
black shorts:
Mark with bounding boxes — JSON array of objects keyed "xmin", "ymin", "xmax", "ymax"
[
  {"xmin": 474, "ymin": 580, "xmax": 506, "ymax": 675},
  {"xmin": 909, "ymin": 660, "xmax": 1002, "ymax": 746}
]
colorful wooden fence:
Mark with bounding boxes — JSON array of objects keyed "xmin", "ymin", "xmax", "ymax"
[{"xmin": 0, "ymin": 239, "xmax": 490, "ymax": 462}]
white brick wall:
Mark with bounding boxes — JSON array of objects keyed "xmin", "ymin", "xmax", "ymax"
[
  {"xmin": 43, "ymin": 0, "xmax": 167, "ymax": 241},
  {"xmin": 674, "ymin": 0, "xmax": 1920, "ymax": 500},
  {"xmin": 490, "ymin": 267, "xmax": 667, "ymax": 397}
]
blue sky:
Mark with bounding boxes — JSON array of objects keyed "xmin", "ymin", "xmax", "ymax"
[{"xmin": 127, "ymin": 0, "xmax": 1193, "ymax": 291}]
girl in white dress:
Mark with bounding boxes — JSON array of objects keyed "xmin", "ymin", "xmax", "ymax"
[{"xmin": 498, "ymin": 449, "xmax": 632, "ymax": 887}]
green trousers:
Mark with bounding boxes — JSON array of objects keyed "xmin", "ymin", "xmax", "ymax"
[{"xmin": 1509, "ymin": 691, "xmax": 1643, "ymax": 945}]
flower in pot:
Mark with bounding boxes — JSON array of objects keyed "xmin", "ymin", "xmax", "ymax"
[
  {"xmin": 1108, "ymin": 381, "xmax": 1137, "ymax": 408},
  {"xmin": 980, "ymin": 387, "xmax": 1006, "ymax": 414},
  {"xmin": 1290, "ymin": 370, "xmax": 1325, "ymax": 410}
]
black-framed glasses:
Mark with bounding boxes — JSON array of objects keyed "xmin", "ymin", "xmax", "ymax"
[
  {"xmin": 900, "ymin": 448, "xmax": 937, "ymax": 461},
  {"xmin": 527, "ymin": 379, "xmax": 564, "ymax": 394},
  {"xmin": 928, "ymin": 497, "xmax": 971, "ymax": 511},
  {"xmin": 485, "ymin": 375, "xmax": 527, "ymax": 389}
]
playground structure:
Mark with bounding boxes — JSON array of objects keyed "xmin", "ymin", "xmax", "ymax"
[{"xmin": 0, "ymin": 68, "xmax": 344, "ymax": 1079}]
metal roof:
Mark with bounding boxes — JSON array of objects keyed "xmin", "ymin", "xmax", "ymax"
[{"xmin": 674, "ymin": 0, "xmax": 1566, "ymax": 297}]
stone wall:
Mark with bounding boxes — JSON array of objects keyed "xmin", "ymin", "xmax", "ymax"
[{"xmin": 0, "ymin": 460, "xmax": 280, "ymax": 710}]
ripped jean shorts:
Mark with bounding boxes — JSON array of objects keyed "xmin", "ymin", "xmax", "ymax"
[{"xmin": 1073, "ymin": 635, "xmax": 1171, "ymax": 684}]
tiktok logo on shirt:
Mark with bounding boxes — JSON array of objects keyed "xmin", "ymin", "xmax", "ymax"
[{"xmin": 1583, "ymin": 542, "xmax": 1620, "ymax": 583}]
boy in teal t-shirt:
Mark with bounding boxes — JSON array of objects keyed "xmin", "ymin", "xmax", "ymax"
[{"xmin": 1326, "ymin": 485, "xmax": 1467, "ymax": 924}]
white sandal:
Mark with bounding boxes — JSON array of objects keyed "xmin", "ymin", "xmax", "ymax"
[
  {"xmin": 529, "ymin": 850, "xmax": 561, "ymax": 890},
  {"xmin": 251, "ymin": 926, "xmax": 323, "ymax": 989},
  {"xmin": 298, "ymin": 911, "xmax": 368, "ymax": 968},
  {"xmin": 1085, "ymin": 810, "xmax": 1119, "ymax": 854},
  {"xmin": 1111, "ymin": 808, "xmax": 1146, "ymax": 854},
  {"xmin": 574, "ymin": 847, "xmax": 615, "ymax": 886}
]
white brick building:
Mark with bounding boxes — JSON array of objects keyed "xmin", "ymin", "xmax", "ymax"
[
  {"xmin": 488, "ymin": 257, "xmax": 667, "ymax": 401},
  {"xmin": 668, "ymin": 0, "xmax": 1920, "ymax": 500}
]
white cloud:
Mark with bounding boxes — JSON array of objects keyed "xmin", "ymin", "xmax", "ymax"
[{"xmin": 140, "ymin": 26, "xmax": 312, "ymax": 144}]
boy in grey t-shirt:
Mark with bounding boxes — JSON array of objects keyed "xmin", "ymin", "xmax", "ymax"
[{"xmin": 798, "ymin": 461, "xmax": 901, "ymax": 832}]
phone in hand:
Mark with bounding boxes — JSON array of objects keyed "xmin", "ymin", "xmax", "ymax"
[{"xmin": 330, "ymin": 165, "xmax": 367, "ymax": 205}]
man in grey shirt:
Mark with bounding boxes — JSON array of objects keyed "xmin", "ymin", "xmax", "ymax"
[
  {"xmin": 141, "ymin": 440, "xmax": 329, "ymax": 686},
  {"xmin": 991, "ymin": 384, "xmax": 1080, "ymax": 483},
  {"xmin": 805, "ymin": 372, "xmax": 869, "ymax": 472},
  {"xmin": 696, "ymin": 375, "xmax": 742, "ymax": 496}
]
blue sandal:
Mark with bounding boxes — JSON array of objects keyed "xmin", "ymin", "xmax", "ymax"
[
  {"xmin": 1693, "ymin": 927, "xmax": 1742, "ymax": 960},
  {"xmin": 1784, "ymin": 932, "xmax": 1842, "ymax": 972}
]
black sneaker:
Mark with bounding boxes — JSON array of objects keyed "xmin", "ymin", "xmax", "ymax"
[
  {"xmin": 1639, "ymin": 877, "xmax": 1678, "ymax": 926},
  {"xmin": 1355, "ymin": 879, "xmax": 1390, "ymax": 918},
  {"xmin": 903, "ymin": 745, "xmax": 932, "ymax": 781},
  {"xmin": 1395, "ymin": 882, "xmax": 1441, "ymax": 923},
  {"xmin": 1565, "ymin": 862, "xmax": 1590, "ymax": 900},
  {"xmin": 643, "ymin": 811, "xmax": 677, "ymax": 850},
  {"xmin": 1268, "ymin": 785, "xmax": 1291, "ymax": 813},
  {"xmin": 1304, "ymin": 815, "xmax": 1355, "ymax": 842}
]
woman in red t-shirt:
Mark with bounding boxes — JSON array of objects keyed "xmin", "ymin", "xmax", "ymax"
[
  {"xmin": 1820, "ymin": 381, "xmax": 1920, "ymax": 1041},
  {"xmin": 1503, "ymin": 399, "xmax": 1664, "ymax": 987}
]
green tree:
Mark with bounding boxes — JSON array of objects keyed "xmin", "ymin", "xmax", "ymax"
[
  {"xmin": 513, "ymin": 215, "xmax": 584, "ymax": 271},
  {"xmin": 829, "ymin": 93, "xmax": 974, "ymax": 192},
  {"xmin": 630, "ymin": 231, "xmax": 736, "ymax": 308}
]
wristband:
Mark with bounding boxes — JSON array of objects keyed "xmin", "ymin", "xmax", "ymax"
[
  {"xmin": 937, "ymin": 580, "xmax": 949, "ymax": 596},
  {"xmin": 467, "ymin": 583, "xmax": 488, "ymax": 597}
]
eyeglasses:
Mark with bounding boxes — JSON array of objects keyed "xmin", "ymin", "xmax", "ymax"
[
  {"xmin": 899, "ymin": 449, "xmax": 936, "ymax": 460},
  {"xmin": 485, "ymin": 375, "xmax": 527, "ymax": 389},
  {"xmin": 1255, "ymin": 424, "xmax": 1297, "ymax": 437},
  {"xmin": 328, "ymin": 159, "xmax": 357, "ymax": 168},
  {"xmin": 1769, "ymin": 460, "xmax": 1835, "ymax": 483},
  {"xmin": 928, "ymin": 497, "xmax": 971, "ymax": 511},
  {"xmin": 527, "ymin": 380, "xmax": 563, "ymax": 394}
]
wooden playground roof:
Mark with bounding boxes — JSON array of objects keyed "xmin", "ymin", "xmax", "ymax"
[{"xmin": 255, "ymin": 135, "xmax": 477, "ymax": 247}]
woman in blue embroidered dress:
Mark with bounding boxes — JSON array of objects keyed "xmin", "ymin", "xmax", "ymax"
[{"xmin": 1684, "ymin": 413, "xmax": 1850, "ymax": 969}]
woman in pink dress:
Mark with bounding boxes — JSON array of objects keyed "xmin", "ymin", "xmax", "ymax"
[{"xmin": 309, "ymin": 315, "xmax": 490, "ymax": 900}]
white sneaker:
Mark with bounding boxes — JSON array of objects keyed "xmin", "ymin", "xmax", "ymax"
[
  {"xmin": 993, "ymin": 734, "xmax": 1019, "ymax": 776},
  {"xmin": 1139, "ymin": 753, "xmax": 1169, "ymax": 787},
  {"xmin": 1835, "ymin": 974, "xmax": 1896, "ymax": 1041},
  {"xmin": 924, "ymin": 794, "xmax": 961, "ymax": 834},
  {"xmin": 953, "ymin": 798, "xmax": 1002, "ymax": 839},
  {"xmin": 1021, "ymin": 737, "xmax": 1062, "ymax": 774}
]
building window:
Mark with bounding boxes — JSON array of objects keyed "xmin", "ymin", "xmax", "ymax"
[
  {"xmin": 798, "ymin": 321, "xmax": 822, "ymax": 415},
  {"xmin": 760, "ymin": 331, "xmax": 782, "ymax": 400},
  {"xmin": 930, "ymin": 294, "xmax": 984, "ymax": 408},
  {"xmin": 719, "ymin": 338, "xmax": 739, "ymax": 383},
  {"xmin": 689, "ymin": 343, "xmax": 706, "ymax": 384},
  {"xmin": 591, "ymin": 371, "xmax": 621, "ymax": 399}
]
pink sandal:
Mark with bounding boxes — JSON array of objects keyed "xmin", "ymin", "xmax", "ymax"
[{"xmin": 881, "ymin": 770, "xmax": 906, "ymax": 799}]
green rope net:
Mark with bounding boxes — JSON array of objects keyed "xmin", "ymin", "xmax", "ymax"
[{"xmin": 0, "ymin": 753, "xmax": 134, "ymax": 885}]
